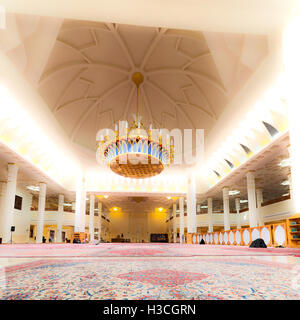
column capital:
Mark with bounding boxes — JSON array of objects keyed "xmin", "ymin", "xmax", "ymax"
[
  {"xmin": 7, "ymin": 163, "xmax": 17, "ymax": 167},
  {"xmin": 38, "ymin": 182, "xmax": 47, "ymax": 193},
  {"xmin": 7, "ymin": 163, "xmax": 18, "ymax": 167},
  {"xmin": 222, "ymin": 187, "xmax": 229, "ymax": 196},
  {"xmin": 58, "ymin": 194, "xmax": 64, "ymax": 204},
  {"xmin": 7, "ymin": 163, "xmax": 18, "ymax": 180}
]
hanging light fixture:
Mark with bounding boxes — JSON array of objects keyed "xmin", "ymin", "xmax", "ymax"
[{"xmin": 97, "ymin": 72, "xmax": 174, "ymax": 179}]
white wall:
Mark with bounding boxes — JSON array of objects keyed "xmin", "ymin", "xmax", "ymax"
[
  {"xmin": 7, "ymin": 197, "xmax": 295, "ymax": 242},
  {"xmin": 189, "ymin": 199, "xmax": 294, "ymax": 230},
  {"xmin": 240, "ymin": 199, "xmax": 293, "ymax": 225},
  {"xmin": 11, "ymin": 187, "xmax": 32, "ymax": 243}
]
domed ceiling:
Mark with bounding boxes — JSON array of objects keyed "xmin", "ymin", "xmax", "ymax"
[
  {"xmin": 37, "ymin": 19, "xmax": 267, "ymax": 151},
  {"xmin": 1, "ymin": 14, "xmax": 268, "ymax": 157}
]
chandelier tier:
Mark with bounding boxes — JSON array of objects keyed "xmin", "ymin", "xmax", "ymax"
[{"xmin": 97, "ymin": 72, "xmax": 174, "ymax": 179}]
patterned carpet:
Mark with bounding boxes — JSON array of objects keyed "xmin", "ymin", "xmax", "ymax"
[
  {"xmin": 0, "ymin": 243, "xmax": 299, "ymax": 300},
  {"xmin": 0, "ymin": 256, "xmax": 299, "ymax": 300},
  {"xmin": 0, "ymin": 243, "xmax": 300, "ymax": 257}
]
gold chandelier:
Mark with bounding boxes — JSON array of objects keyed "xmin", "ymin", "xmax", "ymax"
[{"xmin": 97, "ymin": 72, "xmax": 174, "ymax": 179}]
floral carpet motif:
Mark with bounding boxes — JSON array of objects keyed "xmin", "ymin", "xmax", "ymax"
[
  {"xmin": 109, "ymin": 249, "xmax": 164, "ymax": 256},
  {"xmin": 0, "ymin": 243, "xmax": 299, "ymax": 257},
  {"xmin": 0, "ymin": 256, "xmax": 299, "ymax": 300},
  {"xmin": 117, "ymin": 269, "xmax": 209, "ymax": 287}
]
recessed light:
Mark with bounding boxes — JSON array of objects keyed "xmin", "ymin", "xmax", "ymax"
[
  {"xmin": 229, "ymin": 190, "xmax": 240, "ymax": 196},
  {"xmin": 200, "ymin": 205, "xmax": 208, "ymax": 209},
  {"xmin": 26, "ymin": 185, "xmax": 39, "ymax": 192},
  {"xmin": 278, "ymin": 158, "xmax": 290, "ymax": 167},
  {"xmin": 281, "ymin": 180, "xmax": 290, "ymax": 186}
]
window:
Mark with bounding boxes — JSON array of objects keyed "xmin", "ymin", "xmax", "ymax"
[{"xmin": 14, "ymin": 195, "xmax": 22, "ymax": 210}]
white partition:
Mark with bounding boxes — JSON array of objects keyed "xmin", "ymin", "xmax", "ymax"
[
  {"xmin": 251, "ymin": 228, "xmax": 260, "ymax": 242},
  {"xmin": 260, "ymin": 227, "xmax": 271, "ymax": 245},
  {"xmin": 235, "ymin": 230, "xmax": 242, "ymax": 245},
  {"xmin": 214, "ymin": 232, "xmax": 218, "ymax": 244},
  {"xmin": 206, "ymin": 234, "xmax": 210, "ymax": 243},
  {"xmin": 192, "ymin": 234, "xmax": 197, "ymax": 244},
  {"xmin": 229, "ymin": 231, "xmax": 234, "ymax": 245},
  {"xmin": 274, "ymin": 224, "xmax": 286, "ymax": 246},
  {"xmin": 224, "ymin": 231, "xmax": 229, "ymax": 244},
  {"xmin": 219, "ymin": 232, "xmax": 223, "ymax": 244},
  {"xmin": 243, "ymin": 229, "xmax": 251, "ymax": 246}
]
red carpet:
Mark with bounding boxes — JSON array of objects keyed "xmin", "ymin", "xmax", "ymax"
[{"xmin": 0, "ymin": 243, "xmax": 299, "ymax": 257}]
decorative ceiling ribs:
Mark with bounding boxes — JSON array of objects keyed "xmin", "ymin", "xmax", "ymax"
[
  {"xmin": 70, "ymin": 79, "xmax": 129, "ymax": 141},
  {"xmin": 39, "ymin": 21, "xmax": 231, "ymax": 148}
]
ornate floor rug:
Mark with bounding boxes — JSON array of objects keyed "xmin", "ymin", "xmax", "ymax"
[
  {"xmin": 0, "ymin": 243, "xmax": 299, "ymax": 258},
  {"xmin": 0, "ymin": 256, "xmax": 299, "ymax": 300}
]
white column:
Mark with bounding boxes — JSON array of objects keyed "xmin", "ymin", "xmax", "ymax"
[
  {"xmin": 74, "ymin": 179, "xmax": 81, "ymax": 232},
  {"xmin": 246, "ymin": 171, "xmax": 258, "ymax": 228},
  {"xmin": 81, "ymin": 180, "xmax": 87, "ymax": 234},
  {"xmin": 288, "ymin": 172, "xmax": 292, "ymax": 200},
  {"xmin": 74, "ymin": 177, "xmax": 86, "ymax": 233},
  {"xmin": 173, "ymin": 202, "xmax": 177, "ymax": 243},
  {"xmin": 235, "ymin": 198, "xmax": 241, "ymax": 229},
  {"xmin": 56, "ymin": 194, "xmax": 64, "ymax": 242},
  {"xmin": 98, "ymin": 201, "xmax": 102, "ymax": 241},
  {"xmin": 286, "ymin": 146, "xmax": 293, "ymax": 201},
  {"xmin": 207, "ymin": 197, "xmax": 213, "ymax": 232},
  {"xmin": 223, "ymin": 187, "xmax": 230, "ymax": 231},
  {"xmin": 0, "ymin": 181, "xmax": 7, "ymax": 241},
  {"xmin": 36, "ymin": 182, "xmax": 46, "ymax": 243},
  {"xmin": 2, "ymin": 164, "xmax": 18, "ymax": 243},
  {"xmin": 89, "ymin": 194, "xmax": 95, "ymax": 242},
  {"xmin": 168, "ymin": 209, "xmax": 171, "ymax": 242},
  {"xmin": 187, "ymin": 175, "xmax": 196, "ymax": 233},
  {"xmin": 283, "ymin": 18, "xmax": 300, "ymax": 214},
  {"xmin": 179, "ymin": 197, "xmax": 184, "ymax": 243},
  {"xmin": 25, "ymin": 194, "xmax": 33, "ymax": 243},
  {"xmin": 256, "ymin": 188, "xmax": 264, "ymax": 226}
]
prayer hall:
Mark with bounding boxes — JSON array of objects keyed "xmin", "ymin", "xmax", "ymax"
[{"xmin": 0, "ymin": 0, "xmax": 299, "ymax": 301}]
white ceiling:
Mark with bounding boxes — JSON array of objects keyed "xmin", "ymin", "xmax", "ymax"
[
  {"xmin": 0, "ymin": 6, "xmax": 293, "ymax": 211},
  {"xmin": 0, "ymin": 142, "xmax": 70, "ymax": 198},
  {"xmin": 36, "ymin": 19, "xmax": 267, "ymax": 153},
  {"xmin": 2, "ymin": 0, "xmax": 300, "ymax": 34},
  {"xmin": 203, "ymin": 133, "xmax": 290, "ymax": 209},
  {"xmin": 99, "ymin": 195, "xmax": 174, "ymax": 215}
]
